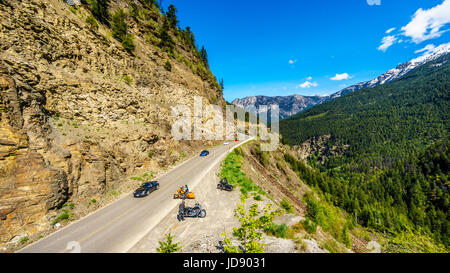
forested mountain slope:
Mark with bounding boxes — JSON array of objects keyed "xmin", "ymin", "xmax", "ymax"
[
  {"xmin": 281, "ymin": 53, "xmax": 449, "ymax": 161},
  {"xmin": 279, "ymin": 53, "xmax": 449, "ymax": 248}
]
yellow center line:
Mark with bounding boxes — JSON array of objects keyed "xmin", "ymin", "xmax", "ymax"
[{"xmin": 60, "ymin": 145, "xmax": 230, "ymax": 253}]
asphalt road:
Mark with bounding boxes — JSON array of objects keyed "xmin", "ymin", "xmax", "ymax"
[{"xmin": 18, "ymin": 138, "xmax": 251, "ymax": 253}]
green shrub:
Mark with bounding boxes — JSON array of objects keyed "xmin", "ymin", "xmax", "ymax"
[
  {"xmin": 20, "ymin": 237, "xmax": 29, "ymax": 244},
  {"xmin": 58, "ymin": 212, "xmax": 69, "ymax": 220},
  {"xmin": 303, "ymin": 218, "xmax": 317, "ymax": 233},
  {"xmin": 254, "ymin": 195, "xmax": 262, "ymax": 201},
  {"xmin": 342, "ymin": 225, "xmax": 352, "ymax": 248},
  {"xmin": 145, "ymin": 33, "xmax": 160, "ymax": 45},
  {"xmin": 69, "ymin": 6, "xmax": 78, "ymax": 14},
  {"xmin": 264, "ymin": 223, "xmax": 288, "ymax": 238},
  {"xmin": 85, "ymin": 14, "xmax": 99, "ymax": 30},
  {"xmin": 164, "ymin": 61, "xmax": 172, "ymax": 71},
  {"xmin": 121, "ymin": 34, "xmax": 135, "ymax": 53},
  {"xmin": 157, "ymin": 233, "xmax": 182, "ymax": 253},
  {"xmin": 122, "ymin": 74, "xmax": 133, "ymax": 85},
  {"xmin": 87, "ymin": 0, "xmax": 110, "ymax": 25},
  {"xmin": 280, "ymin": 198, "xmax": 294, "ymax": 213},
  {"xmin": 111, "ymin": 8, "xmax": 127, "ymax": 42}
]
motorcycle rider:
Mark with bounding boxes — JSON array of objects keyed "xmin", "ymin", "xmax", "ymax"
[
  {"xmin": 221, "ymin": 178, "xmax": 228, "ymax": 185},
  {"xmin": 178, "ymin": 200, "xmax": 185, "ymax": 221}
]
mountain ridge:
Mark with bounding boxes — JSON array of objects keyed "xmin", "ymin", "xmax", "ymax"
[{"xmin": 233, "ymin": 44, "xmax": 450, "ymax": 119}]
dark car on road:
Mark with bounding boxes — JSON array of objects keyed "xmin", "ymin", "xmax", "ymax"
[
  {"xmin": 200, "ymin": 150, "xmax": 210, "ymax": 157},
  {"xmin": 133, "ymin": 181, "xmax": 159, "ymax": 198}
]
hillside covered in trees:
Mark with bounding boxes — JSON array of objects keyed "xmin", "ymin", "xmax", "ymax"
[{"xmin": 280, "ymin": 54, "xmax": 450, "ymax": 249}]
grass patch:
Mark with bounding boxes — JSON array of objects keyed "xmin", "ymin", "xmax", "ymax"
[
  {"xmin": 382, "ymin": 229, "xmax": 448, "ymax": 253},
  {"xmin": 131, "ymin": 172, "xmax": 155, "ymax": 182},
  {"xmin": 20, "ymin": 236, "xmax": 29, "ymax": 244},
  {"xmin": 303, "ymin": 192, "xmax": 353, "ymax": 247},
  {"xmin": 122, "ymin": 74, "xmax": 133, "ymax": 85},
  {"xmin": 253, "ymin": 195, "xmax": 262, "ymax": 201},
  {"xmin": 280, "ymin": 198, "xmax": 294, "ymax": 213},
  {"xmin": 52, "ymin": 209, "xmax": 70, "ymax": 225},
  {"xmin": 220, "ymin": 150, "xmax": 266, "ymax": 197},
  {"xmin": 264, "ymin": 223, "xmax": 289, "ymax": 238}
]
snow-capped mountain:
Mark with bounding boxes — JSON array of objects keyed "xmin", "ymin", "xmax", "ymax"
[
  {"xmin": 233, "ymin": 43, "xmax": 450, "ymax": 119},
  {"xmin": 329, "ymin": 43, "xmax": 450, "ymax": 99}
]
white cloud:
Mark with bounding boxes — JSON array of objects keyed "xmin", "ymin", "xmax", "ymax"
[
  {"xmin": 378, "ymin": 35, "xmax": 398, "ymax": 52},
  {"xmin": 386, "ymin": 27, "xmax": 396, "ymax": 34},
  {"xmin": 306, "ymin": 76, "xmax": 312, "ymax": 80},
  {"xmin": 299, "ymin": 81, "xmax": 318, "ymax": 88},
  {"xmin": 401, "ymin": 0, "xmax": 450, "ymax": 43},
  {"xmin": 414, "ymin": 44, "xmax": 436, "ymax": 54},
  {"xmin": 289, "ymin": 59, "xmax": 297, "ymax": 64},
  {"xmin": 330, "ymin": 73, "xmax": 352, "ymax": 81}
]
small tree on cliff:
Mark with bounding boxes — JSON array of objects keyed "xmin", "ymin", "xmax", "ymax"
[
  {"xmin": 86, "ymin": 0, "xmax": 110, "ymax": 25},
  {"xmin": 165, "ymin": 4, "xmax": 179, "ymax": 29},
  {"xmin": 200, "ymin": 46, "xmax": 209, "ymax": 69},
  {"xmin": 157, "ymin": 233, "xmax": 182, "ymax": 253},
  {"xmin": 222, "ymin": 196, "xmax": 283, "ymax": 253},
  {"xmin": 111, "ymin": 8, "xmax": 135, "ymax": 53}
]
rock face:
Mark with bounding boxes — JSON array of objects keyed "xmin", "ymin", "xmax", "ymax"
[
  {"xmin": 0, "ymin": 64, "xmax": 69, "ymax": 244},
  {"xmin": 0, "ymin": 0, "xmax": 225, "ymax": 247}
]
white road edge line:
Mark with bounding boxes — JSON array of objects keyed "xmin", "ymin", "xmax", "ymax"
[{"xmin": 123, "ymin": 137, "xmax": 254, "ymax": 253}]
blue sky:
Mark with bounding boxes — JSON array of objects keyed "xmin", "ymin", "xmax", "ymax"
[{"xmin": 162, "ymin": 0, "xmax": 450, "ymax": 102}]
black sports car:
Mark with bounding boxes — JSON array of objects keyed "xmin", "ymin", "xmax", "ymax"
[
  {"xmin": 133, "ymin": 181, "xmax": 159, "ymax": 198},
  {"xmin": 200, "ymin": 150, "xmax": 210, "ymax": 157}
]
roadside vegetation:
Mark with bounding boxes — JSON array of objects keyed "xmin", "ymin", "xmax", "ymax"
[
  {"xmin": 220, "ymin": 147, "xmax": 267, "ymax": 198},
  {"xmin": 157, "ymin": 233, "xmax": 182, "ymax": 253},
  {"xmin": 222, "ymin": 195, "xmax": 283, "ymax": 253}
]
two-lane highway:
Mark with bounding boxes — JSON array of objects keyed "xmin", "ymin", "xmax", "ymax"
[{"xmin": 18, "ymin": 138, "xmax": 251, "ymax": 253}]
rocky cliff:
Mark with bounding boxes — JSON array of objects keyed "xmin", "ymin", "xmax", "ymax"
[{"xmin": 0, "ymin": 0, "xmax": 225, "ymax": 249}]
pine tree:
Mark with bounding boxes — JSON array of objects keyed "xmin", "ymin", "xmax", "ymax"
[
  {"xmin": 200, "ymin": 46, "xmax": 209, "ymax": 69},
  {"xmin": 87, "ymin": 0, "xmax": 110, "ymax": 25},
  {"xmin": 159, "ymin": 18, "xmax": 174, "ymax": 51},
  {"xmin": 111, "ymin": 8, "xmax": 127, "ymax": 42},
  {"xmin": 166, "ymin": 4, "xmax": 179, "ymax": 29},
  {"xmin": 219, "ymin": 78, "xmax": 224, "ymax": 91},
  {"xmin": 157, "ymin": 233, "xmax": 182, "ymax": 253}
]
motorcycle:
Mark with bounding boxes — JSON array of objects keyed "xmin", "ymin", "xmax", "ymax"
[
  {"xmin": 217, "ymin": 178, "xmax": 233, "ymax": 192},
  {"xmin": 177, "ymin": 203, "xmax": 207, "ymax": 221},
  {"xmin": 173, "ymin": 187, "xmax": 195, "ymax": 199}
]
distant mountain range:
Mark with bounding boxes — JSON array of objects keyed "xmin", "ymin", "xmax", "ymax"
[
  {"xmin": 231, "ymin": 94, "xmax": 328, "ymax": 120},
  {"xmin": 233, "ymin": 43, "xmax": 450, "ymax": 119}
]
